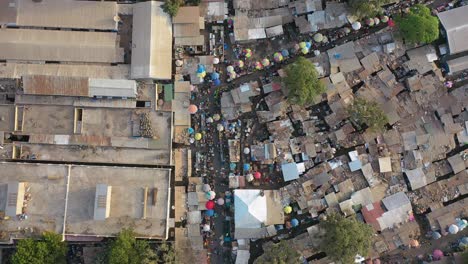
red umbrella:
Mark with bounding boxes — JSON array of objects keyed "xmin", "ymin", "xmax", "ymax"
[
  {"xmin": 254, "ymin": 171, "xmax": 261, "ymax": 179},
  {"xmin": 206, "ymin": 200, "xmax": 215, "ymax": 209},
  {"xmin": 188, "ymin": 104, "xmax": 198, "ymax": 114},
  {"xmin": 433, "ymin": 249, "xmax": 443, "ymax": 260},
  {"xmin": 388, "ymin": 19, "xmax": 395, "ymax": 27}
]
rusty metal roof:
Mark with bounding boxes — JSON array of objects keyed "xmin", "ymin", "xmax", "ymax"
[{"xmin": 22, "ymin": 75, "xmax": 89, "ymax": 97}]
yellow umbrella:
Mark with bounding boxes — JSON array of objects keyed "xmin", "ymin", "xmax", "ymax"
[
  {"xmin": 195, "ymin": 133, "xmax": 202, "ymax": 141},
  {"xmin": 284, "ymin": 206, "xmax": 292, "ymax": 214},
  {"xmin": 299, "ymin": 42, "xmax": 307, "ymax": 48}
]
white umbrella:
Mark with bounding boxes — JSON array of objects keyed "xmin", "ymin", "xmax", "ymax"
[
  {"xmin": 217, "ymin": 198, "xmax": 225, "ymax": 205},
  {"xmin": 202, "ymin": 184, "xmax": 211, "ymax": 192},
  {"xmin": 449, "ymin": 224, "xmax": 459, "ymax": 234},
  {"xmin": 202, "ymin": 224, "xmax": 211, "ymax": 232},
  {"xmin": 175, "ymin": 60, "xmax": 183, "ymax": 67},
  {"xmin": 322, "ymin": 36, "xmax": 328, "ymax": 43},
  {"xmin": 244, "ymin": 147, "xmax": 250, "ymax": 154},
  {"xmin": 246, "ymin": 173, "xmax": 254, "ymax": 182},
  {"xmin": 207, "ymin": 190, "xmax": 216, "ymax": 200},
  {"xmin": 206, "ymin": 117, "xmax": 213, "ymax": 123},
  {"xmin": 313, "ymin": 50, "xmax": 320, "ymax": 56},
  {"xmin": 213, "ymin": 57, "xmax": 220, "ymax": 64},
  {"xmin": 352, "ymin": 21, "xmax": 361, "ymax": 31},
  {"xmin": 217, "ymin": 123, "xmax": 224, "ymax": 131},
  {"xmin": 313, "ymin": 33, "xmax": 323, "ymax": 42}
]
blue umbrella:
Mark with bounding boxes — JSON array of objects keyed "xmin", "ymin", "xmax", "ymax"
[
  {"xmin": 211, "ymin": 72, "xmax": 220, "ymax": 80},
  {"xmin": 291, "ymin": 218, "xmax": 299, "ymax": 227},
  {"xmin": 205, "ymin": 209, "xmax": 214, "ymax": 217},
  {"xmin": 306, "ymin": 42, "xmax": 312, "ymax": 49},
  {"xmin": 187, "ymin": 127, "xmax": 195, "ymax": 134},
  {"xmin": 197, "ymin": 64, "xmax": 206, "ymax": 73},
  {"xmin": 243, "ymin": 163, "xmax": 250, "ymax": 171},
  {"xmin": 213, "ymin": 79, "xmax": 221, "ymax": 86},
  {"xmin": 281, "ymin": 49, "xmax": 289, "ymax": 57},
  {"xmin": 432, "ymin": 231, "xmax": 441, "ymax": 240},
  {"xmin": 230, "ymin": 163, "xmax": 237, "ymax": 171}
]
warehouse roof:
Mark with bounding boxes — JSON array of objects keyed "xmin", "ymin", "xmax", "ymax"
[
  {"xmin": 0, "ymin": 28, "xmax": 124, "ymax": 63},
  {"xmin": 438, "ymin": 6, "xmax": 468, "ymax": 55},
  {"xmin": 131, "ymin": 1, "xmax": 172, "ymax": 80}
]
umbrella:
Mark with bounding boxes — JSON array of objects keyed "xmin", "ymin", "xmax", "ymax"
[
  {"xmin": 299, "ymin": 42, "xmax": 307, "ymax": 48},
  {"xmin": 236, "ymin": 60, "xmax": 244, "ymax": 68},
  {"xmin": 343, "ymin": 27, "xmax": 351, "ymax": 34},
  {"xmin": 213, "ymin": 79, "xmax": 221, "ymax": 86},
  {"xmin": 175, "ymin": 60, "xmax": 183, "ymax": 67},
  {"xmin": 197, "ymin": 71, "xmax": 206, "ymax": 78},
  {"xmin": 432, "ymin": 249, "xmax": 443, "ymax": 260},
  {"xmin": 205, "ymin": 209, "xmax": 214, "ymax": 217},
  {"xmin": 409, "ymin": 239, "xmax": 419, "ymax": 248},
  {"xmin": 202, "ymin": 224, "xmax": 211, "ymax": 232},
  {"xmin": 217, "ymin": 197, "xmax": 225, "ymax": 205},
  {"xmin": 460, "ymin": 237, "xmax": 468, "ymax": 246},
  {"xmin": 195, "ymin": 133, "xmax": 202, "ymax": 141},
  {"xmin": 374, "ymin": 17, "xmax": 380, "ymax": 25},
  {"xmin": 432, "ymin": 231, "xmax": 442, "ymax": 240},
  {"xmin": 306, "ymin": 42, "xmax": 312, "ymax": 49},
  {"xmin": 281, "ymin": 49, "xmax": 289, "ymax": 57},
  {"xmin": 244, "ymin": 49, "xmax": 252, "ymax": 58},
  {"xmin": 243, "ymin": 147, "xmax": 250, "ymax": 154},
  {"xmin": 230, "ymin": 163, "xmax": 237, "ymax": 171},
  {"xmin": 381, "ymin": 15, "xmax": 389, "ymax": 23},
  {"xmin": 190, "ymin": 85, "xmax": 196, "ymax": 91},
  {"xmin": 313, "ymin": 50, "xmax": 320, "ymax": 56},
  {"xmin": 227, "ymin": 65, "xmax": 234, "ymax": 72},
  {"xmin": 366, "ymin": 18, "xmax": 375, "ymax": 26},
  {"xmin": 456, "ymin": 219, "xmax": 467, "ymax": 230},
  {"xmin": 449, "ymin": 224, "xmax": 459, "ymax": 234},
  {"xmin": 202, "ymin": 184, "xmax": 211, "ymax": 192},
  {"xmin": 243, "ymin": 163, "xmax": 250, "ymax": 171},
  {"xmin": 322, "ymin": 36, "xmax": 328, "ymax": 43},
  {"xmin": 189, "ymin": 138, "xmax": 195, "ymax": 144},
  {"xmin": 188, "ymin": 104, "xmax": 198, "ymax": 114},
  {"xmin": 206, "ymin": 190, "xmax": 216, "ymax": 200},
  {"xmin": 211, "ymin": 72, "xmax": 220, "ymax": 80},
  {"xmin": 274, "ymin": 52, "xmax": 283, "ymax": 62},
  {"xmin": 213, "ymin": 57, "xmax": 220, "ymax": 64},
  {"xmin": 197, "ymin": 64, "xmax": 206, "ymax": 73},
  {"xmin": 254, "ymin": 171, "xmax": 261, "ymax": 179},
  {"xmin": 217, "ymin": 123, "xmax": 224, "ymax": 131},
  {"xmin": 213, "ymin": 114, "xmax": 221, "ymax": 121},
  {"xmin": 388, "ymin": 19, "xmax": 395, "ymax": 27},
  {"xmin": 301, "ymin": 47, "xmax": 309, "ymax": 54},
  {"xmin": 291, "ymin": 218, "xmax": 299, "ymax": 227},
  {"xmin": 246, "ymin": 173, "xmax": 254, "ymax": 182},
  {"xmin": 352, "ymin": 21, "xmax": 361, "ymax": 30},
  {"xmin": 284, "ymin": 206, "xmax": 292, "ymax": 214},
  {"xmin": 229, "ymin": 71, "xmax": 237, "ymax": 79},
  {"xmin": 205, "ymin": 200, "xmax": 215, "ymax": 209},
  {"xmin": 255, "ymin": 61, "xmax": 263, "ymax": 70},
  {"xmin": 187, "ymin": 127, "xmax": 195, "ymax": 134},
  {"xmin": 261, "ymin": 58, "xmax": 270, "ymax": 67},
  {"xmin": 313, "ymin": 33, "xmax": 324, "ymax": 42}
]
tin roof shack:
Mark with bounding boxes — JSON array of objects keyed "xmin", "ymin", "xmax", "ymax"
[
  {"xmin": 445, "ymin": 55, "xmax": 468, "ymax": 74},
  {"xmin": 437, "ymin": 6, "xmax": 468, "ymax": 55},
  {"xmin": 131, "ymin": 1, "xmax": 172, "ymax": 80},
  {"xmin": 1, "ymin": 0, "xmax": 118, "ymax": 30},
  {"xmin": 250, "ymin": 142, "xmax": 277, "ymax": 164},
  {"xmin": 0, "ymin": 162, "xmax": 171, "ymax": 242},
  {"xmin": 404, "ymin": 45, "xmax": 438, "ymax": 74},
  {"xmin": 234, "ymin": 189, "xmax": 285, "ymax": 239},
  {"xmin": 221, "ymin": 81, "xmax": 260, "ymax": 120},
  {"xmin": 327, "ymin": 42, "xmax": 362, "ymax": 74},
  {"xmin": 173, "ymin": 6, "xmax": 206, "ymax": 51},
  {"xmin": 377, "ymin": 192, "xmax": 413, "ymax": 230},
  {"xmin": 426, "ymin": 197, "xmax": 468, "ymax": 234}
]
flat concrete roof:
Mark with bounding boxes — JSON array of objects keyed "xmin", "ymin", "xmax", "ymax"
[
  {"xmin": 0, "ymin": 162, "xmax": 171, "ymax": 242},
  {"xmin": 0, "ymin": 105, "xmax": 15, "ymax": 131},
  {"xmin": 22, "ymin": 105, "xmax": 75, "ymax": 135}
]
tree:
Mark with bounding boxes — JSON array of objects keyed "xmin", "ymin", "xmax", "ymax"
[
  {"xmin": 283, "ymin": 56, "xmax": 326, "ymax": 106},
  {"xmin": 395, "ymin": 4, "xmax": 439, "ymax": 44},
  {"xmin": 107, "ymin": 229, "xmax": 158, "ymax": 264},
  {"xmin": 350, "ymin": 0, "xmax": 383, "ymax": 19},
  {"xmin": 319, "ymin": 214, "xmax": 374, "ymax": 264},
  {"xmin": 347, "ymin": 98, "xmax": 388, "ymax": 132},
  {"xmin": 11, "ymin": 232, "xmax": 67, "ymax": 264},
  {"xmin": 254, "ymin": 240, "xmax": 301, "ymax": 264},
  {"xmin": 162, "ymin": 0, "xmax": 182, "ymax": 17}
]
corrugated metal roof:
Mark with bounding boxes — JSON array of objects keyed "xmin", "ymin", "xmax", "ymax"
[
  {"xmin": 22, "ymin": 75, "xmax": 89, "ymax": 97},
  {"xmin": 438, "ymin": 6, "xmax": 468, "ymax": 55},
  {"xmin": 0, "ymin": 0, "xmax": 17, "ymax": 24},
  {"xmin": 15, "ymin": 0, "xmax": 118, "ymax": 30},
  {"xmin": 131, "ymin": 1, "xmax": 172, "ymax": 80},
  {"xmin": 88, "ymin": 79, "xmax": 137, "ymax": 98},
  {"xmin": 0, "ymin": 28, "xmax": 124, "ymax": 63},
  {"xmin": 173, "ymin": 6, "xmax": 200, "ymax": 24},
  {"xmin": 447, "ymin": 55, "xmax": 468, "ymax": 74}
]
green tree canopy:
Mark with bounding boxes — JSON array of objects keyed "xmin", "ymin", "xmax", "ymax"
[
  {"xmin": 105, "ymin": 229, "xmax": 176, "ymax": 264},
  {"xmin": 254, "ymin": 240, "xmax": 301, "ymax": 264},
  {"xmin": 283, "ymin": 56, "xmax": 326, "ymax": 106},
  {"xmin": 347, "ymin": 98, "xmax": 388, "ymax": 132},
  {"xmin": 162, "ymin": 0, "xmax": 182, "ymax": 17},
  {"xmin": 350, "ymin": 0, "xmax": 383, "ymax": 19},
  {"xmin": 11, "ymin": 232, "xmax": 67, "ymax": 264},
  {"xmin": 396, "ymin": 4, "xmax": 439, "ymax": 44},
  {"xmin": 319, "ymin": 214, "xmax": 374, "ymax": 264}
]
